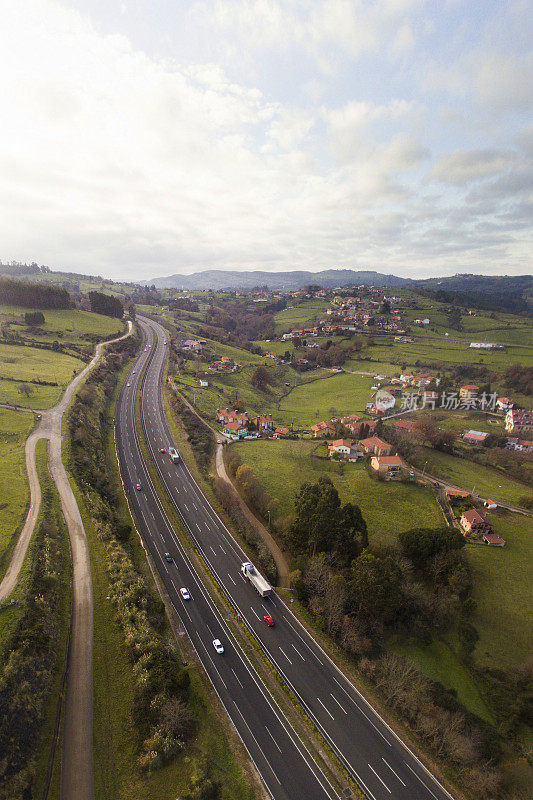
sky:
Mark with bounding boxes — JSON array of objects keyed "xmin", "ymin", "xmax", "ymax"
[{"xmin": 0, "ymin": 0, "xmax": 531, "ymax": 281}]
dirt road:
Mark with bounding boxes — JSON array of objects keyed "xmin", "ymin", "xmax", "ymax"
[{"xmin": 0, "ymin": 321, "xmax": 132, "ymax": 800}]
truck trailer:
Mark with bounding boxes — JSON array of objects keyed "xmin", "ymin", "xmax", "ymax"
[
  {"xmin": 168, "ymin": 447, "xmax": 180, "ymax": 463},
  {"xmin": 241, "ymin": 562, "xmax": 272, "ymax": 598}
]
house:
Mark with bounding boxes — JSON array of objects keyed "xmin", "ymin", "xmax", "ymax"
[
  {"xmin": 223, "ymin": 422, "xmax": 248, "ymax": 439},
  {"xmin": 310, "ymin": 421, "xmax": 336, "ymax": 438},
  {"xmin": 496, "ymin": 397, "xmax": 513, "ymax": 411},
  {"xmin": 359, "ymin": 436, "xmax": 392, "ymax": 456},
  {"xmin": 460, "ymin": 509, "xmax": 493, "ymax": 537},
  {"xmin": 400, "ymin": 373, "xmax": 414, "ymax": 384},
  {"xmin": 328, "ymin": 439, "xmax": 352, "ymax": 457},
  {"xmin": 341, "ymin": 414, "xmax": 360, "ymax": 426},
  {"xmin": 255, "ymin": 414, "xmax": 274, "ymax": 432},
  {"xmin": 199, "ymin": 379, "xmax": 209, "ymax": 387},
  {"xmin": 412, "ymin": 373, "xmax": 435, "ymax": 389},
  {"xmin": 371, "ymin": 455, "xmax": 404, "ymax": 478},
  {"xmin": 395, "ymin": 419, "xmax": 417, "ymax": 433},
  {"xmin": 348, "ymin": 418, "xmax": 377, "ymax": 437},
  {"xmin": 459, "ymin": 384, "xmax": 479, "ymax": 400},
  {"xmin": 505, "ymin": 409, "xmax": 533, "ymax": 434},
  {"xmin": 183, "ymin": 339, "xmax": 203, "ymax": 352},
  {"xmin": 216, "ymin": 408, "xmax": 248, "ymax": 425},
  {"xmin": 482, "ymin": 532, "xmax": 506, "ymax": 547},
  {"xmin": 484, "ymin": 499, "xmax": 498, "ymax": 510},
  {"xmin": 463, "ymin": 429, "xmax": 488, "ymax": 444},
  {"xmin": 273, "ymin": 427, "xmax": 290, "ymax": 438},
  {"xmin": 446, "ymin": 488, "xmax": 471, "ymax": 500}
]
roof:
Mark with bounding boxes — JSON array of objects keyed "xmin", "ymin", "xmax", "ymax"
[
  {"xmin": 395, "ymin": 419, "xmax": 416, "ymax": 431},
  {"xmin": 373, "ymin": 456, "xmax": 403, "ymax": 467},
  {"xmin": 482, "ymin": 532, "xmax": 506, "ymax": 545},
  {"xmin": 311, "ymin": 421, "xmax": 335, "ymax": 431},
  {"xmin": 274, "ymin": 427, "xmax": 289, "ymax": 434},
  {"xmin": 446, "ymin": 488, "xmax": 470, "ymax": 498},
  {"xmin": 463, "ymin": 430, "xmax": 488, "ymax": 441},
  {"xmin": 359, "ymin": 436, "xmax": 391, "ymax": 449},
  {"xmin": 224, "ymin": 421, "xmax": 246, "ymax": 431},
  {"xmin": 461, "ymin": 508, "xmax": 486, "ymax": 524},
  {"xmin": 329, "ymin": 439, "xmax": 352, "ymax": 448},
  {"xmin": 461, "ymin": 384, "xmax": 480, "ymax": 391}
]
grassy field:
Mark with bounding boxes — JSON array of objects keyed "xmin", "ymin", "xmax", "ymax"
[
  {"xmin": 0, "ymin": 408, "xmax": 34, "ymax": 570},
  {"xmin": 388, "ymin": 636, "xmax": 494, "ymax": 723},
  {"xmin": 0, "ymin": 343, "xmax": 85, "ymax": 408},
  {"xmin": 276, "ymin": 371, "xmax": 375, "ymax": 427},
  {"xmin": 468, "ymin": 509, "xmax": 533, "ymax": 669},
  {"xmin": 230, "ymin": 439, "xmax": 444, "ymax": 545},
  {"xmin": 422, "ymin": 447, "xmax": 531, "ymax": 505},
  {"xmin": 0, "ymin": 304, "xmax": 125, "ymax": 344},
  {"xmin": 273, "ymin": 300, "xmax": 330, "ymax": 332},
  {"xmin": 363, "ymin": 338, "xmax": 533, "ymax": 372}
]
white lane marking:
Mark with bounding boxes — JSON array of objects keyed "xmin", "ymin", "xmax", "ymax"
[
  {"xmin": 183, "ymin": 503, "xmax": 189, "ymax": 511},
  {"xmin": 332, "ymin": 675, "xmax": 391, "ymax": 746},
  {"xmin": 231, "ymin": 667, "xmax": 243, "ymax": 688},
  {"xmin": 227, "ymin": 573, "xmax": 236, "ymax": 585},
  {"xmin": 329, "ymin": 693, "xmax": 348, "ymax": 715},
  {"xmin": 368, "ymin": 763, "xmax": 391, "ymax": 793},
  {"xmin": 171, "ymin": 579, "xmax": 179, "ymax": 594},
  {"xmin": 196, "ymin": 523, "xmax": 201, "ymax": 530},
  {"xmin": 317, "ymin": 697, "xmax": 334, "ymax": 720},
  {"xmin": 278, "ymin": 646, "xmax": 293, "ymax": 665},
  {"xmin": 250, "ymin": 607, "xmax": 261, "ymax": 621},
  {"xmin": 291, "ymin": 643, "xmax": 305, "ymax": 661},
  {"xmin": 220, "ymin": 546, "xmax": 226, "ymax": 554},
  {"xmin": 266, "ymin": 726, "xmax": 282, "ymax": 753},
  {"xmin": 382, "ymin": 757, "xmax": 406, "ymax": 787},
  {"xmin": 210, "ymin": 546, "xmax": 217, "ymax": 555},
  {"xmin": 404, "ymin": 762, "xmax": 439, "ymax": 800},
  {"xmin": 233, "ymin": 705, "xmax": 281, "ymax": 785}
]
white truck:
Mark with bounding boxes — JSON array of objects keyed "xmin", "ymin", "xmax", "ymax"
[
  {"xmin": 168, "ymin": 447, "xmax": 180, "ymax": 463},
  {"xmin": 241, "ymin": 562, "xmax": 272, "ymax": 598}
]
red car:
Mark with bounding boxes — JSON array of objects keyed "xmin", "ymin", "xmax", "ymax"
[
  {"xmin": 136, "ymin": 483, "xmax": 142, "ymax": 491},
  {"xmin": 264, "ymin": 615, "xmax": 275, "ymax": 627},
  {"xmin": 159, "ymin": 448, "xmax": 165, "ymax": 453}
]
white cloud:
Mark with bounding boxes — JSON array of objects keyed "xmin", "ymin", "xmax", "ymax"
[{"xmin": 430, "ymin": 149, "xmax": 515, "ymax": 185}]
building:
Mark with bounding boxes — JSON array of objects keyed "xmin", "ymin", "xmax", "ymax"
[
  {"xmin": 328, "ymin": 439, "xmax": 352, "ymax": 456},
  {"xmin": 371, "ymin": 455, "xmax": 404, "ymax": 478},
  {"xmin": 255, "ymin": 414, "xmax": 274, "ymax": 432},
  {"xmin": 395, "ymin": 419, "xmax": 417, "ymax": 433},
  {"xmin": 482, "ymin": 532, "xmax": 506, "ymax": 546},
  {"xmin": 469, "ymin": 342, "xmax": 504, "ymax": 350},
  {"xmin": 199, "ymin": 379, "xmax": 209, "ymax": 387},
  {"xmin": 496, "ymin": 397, "xmax": 513, "ymax": 411},
  {"xmin": 463, "ymin": 429, "xmax": 488, "ymax": 444},
  {"xmin": 273, "ymin": 426, "xmax": 290, "ymax": 438},
  {"xmin": 505, "ymin": 409, "xmax": 533, "ymax": 434},
  {"xmin": 341, "ymin": 414, "xmax": 360, "ymax": 426},
  {"xmin": 216, "ymin": 408, "xmax": 248, "ymax": 425},
  {"xmin": 460, "ymin": 509, "xmax": 493, "ymax": 537},
  {"xmin": 223, "ymin": 422, "xmax": 248, "ymax": 438},
  {"xmin": 359, "ymin": 436, "xmax": 393, "ymax": 456},
  {"xmin": 182, "ymin": 339, "xmax": 204, "ymax": 352},
  {"xmin": 459, "ymin": 385, "xmax": 479, "ymax": 400},
  {"xmin": 310, "ymin": 421, "xmax": 336, "ymax": 438}
]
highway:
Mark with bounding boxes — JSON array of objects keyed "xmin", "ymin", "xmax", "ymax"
[
  {"xmin": 115, "ymin": 322, "xmax": 337, "ymax": 800},
  {"xmin": 119, "ymin": 315, "xmax": 456, "ymax": 800}
]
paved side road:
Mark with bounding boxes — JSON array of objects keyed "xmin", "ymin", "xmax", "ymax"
[{"xmin": 0, "ymin": 321, "xmax": 132, "ymax": 800}]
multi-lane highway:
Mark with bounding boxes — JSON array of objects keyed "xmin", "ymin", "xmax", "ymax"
[
  {"xmin": 116, "ymin": 322, "xmax": 336, "ymax": 800},
  {"xmin": 117, "ymin": 315, "xmax": 456, "ymax": 800}
]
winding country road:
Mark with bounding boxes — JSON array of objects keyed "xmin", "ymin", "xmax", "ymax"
[{"xmin": 0, "ymin": 321, "xmax": 132, "ymax": 800}]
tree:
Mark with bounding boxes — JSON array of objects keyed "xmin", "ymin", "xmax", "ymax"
[
  {"xmin": 349, "ymin": 551, "xmax": 403, "ymax": 623},
  {"xmin": 24, "ymin": 311, "xmax": 45, "ymax": 326},
  {"xmin": 17, "ymin": 383, "xmax": 34, "ymax": 398},
  {"xmin": 88, "ymin": 290, "xmax": 123, "ymax": 318},
  {"xmin": 398, "ymin": 527, "xmax": 465, "ymax": 568},
  {"xmin": 380, "ymin": 300, "xmax": 391, "ymax": 314},
  {"xmin": 251, "ymin": 365, "xmax": 271, "ymax": 390}
]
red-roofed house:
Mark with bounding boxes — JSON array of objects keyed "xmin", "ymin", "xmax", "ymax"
[
  {"xmin": 216, "ymin": 408, "xmax": 248, "ymax": 425},
  {"xmin": 359, "ymin": 436, "xmax": 392, "ymax": 456},
  {"xmin": 223, "ymin": 421, "xmax": 248, "ymax": 438},
  {"xmin": 371, "ymin": 455, "xmax": 404, "ymax": 478},
  {"xmin": 460, "ymin": 385, "xmax": 479, "ymax": 400},
  {"xmin": 460, "ymin": 509, "xmax": 492, "ymax": 536},
  {"xmin": 328, "ymin": 439, "xmax": 352, "ymax": 456},
  {"xmin": 310, "ymin": 421, "xmax": 335, "ymax": 438},
  {"xmin": 496, "ymin": 397, "xmax": 513, "ymax": 411},
  {"xmin": 255, "ymin": 414, "xmax": 274, "ymax": 432},
  {"xmin": 463, "ymin": 430, "xmax": 489, "ymax": 444},
  {"xmin": 482, "ymin": 532, "xmax": 506, "ymax": 547},
  {"xmin": 395, "ymin": 419, "xmax": 417, "ymax": 433},
  {"xmin": 273, "ymin": 427, "xmax": 290, "ymax": 438}
]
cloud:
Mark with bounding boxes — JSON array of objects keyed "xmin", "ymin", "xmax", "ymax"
[{"xmin": 430, "ymin": 149, "xmax": 516, "ymax": 185}]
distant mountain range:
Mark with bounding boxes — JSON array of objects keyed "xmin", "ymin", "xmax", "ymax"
[{"xmin": 144, "ymin": 269, "xmax": 408, "ymax": 290}]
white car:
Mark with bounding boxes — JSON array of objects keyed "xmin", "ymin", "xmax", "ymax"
[
  {"xmin": 127, "ymin": 382, "xmax": 131, "ymax": 387},
  {"xmin": 213, "ymin": 638, "xmax": 224, "ymax": 654},
  {"xmin": 180, "ymin": 587, "xmax": 190, "ymax": 601}
]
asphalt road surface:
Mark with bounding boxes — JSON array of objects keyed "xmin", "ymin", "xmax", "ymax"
[
  {"xmin": 118, "ymin": 316, "xmax": 456, "ymax": 800},
  {"xmin": 116, "ymin": 324, "xmax": 336, "ymax": 800}
]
